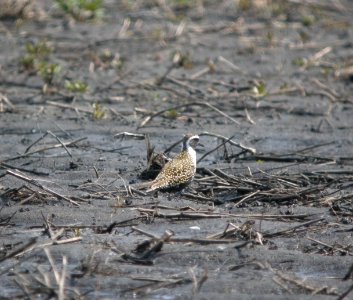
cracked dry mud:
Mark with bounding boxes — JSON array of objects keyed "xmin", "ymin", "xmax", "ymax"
[{"xmin": 1, "ymin": 1, "xmax": 353, "ymax": 299}]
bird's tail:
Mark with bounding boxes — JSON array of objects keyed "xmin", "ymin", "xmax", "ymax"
[
  {"xmin": 145, "ymin": 178, "xmax": 170, "ymax": 193},
  {"xmin": 129, "ymin": 181, "xmax": 153, "ymax": 190}
]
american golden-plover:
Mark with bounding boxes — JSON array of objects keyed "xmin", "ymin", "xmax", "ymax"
[{"xmin": 137, "ymin": 134, "xmax": 199, "ymax": 193}]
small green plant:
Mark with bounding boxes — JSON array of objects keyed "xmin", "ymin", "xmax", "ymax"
[
  {"xmin": 36, "ymin": 62, "xmax": 61, "ymax": 94},
  {"xmin": 151, "ymin": 27, "xmax": 165, "ymax": 41},
  {"xmin": 36, "ymin": 61, "xmax": 61, "ymax": 85},
  {"xmin": 321, "ymin": 66, "xmax": 335, "ymax": 77},
  {"xmin": 238, "ymin": 0, "xmax": 251, "ymax": 11},
  {"xmin": 270, "ymin": 3, "xmax": 284, "ymax": 17},
  {"xmin": 171, "ymin": 0, "xmax": 193, "ymax": 9},
  {"xmin": 121, "ymin": 0, "xmax": 135, "ymax": 10},
  {"xmin": 292, "ymin": 57, "xmax": 307, "ymax": 67},
  {"xmin": 19, "ymin": 40, "xmax": 61, "ymax": 93},
  {"xmin": 280, "ymin": 82, "xmax": 288, "ymax": 90},
  {"xmin": 92, "ymin": 102, "xmax": 105, "ymax": 119},
  {"xmin": 165, "ymin": 108, "xmax": 179, "ymax": 119},
  {"xmin": 24, "ymin": 40, "xmax": 52, "ymax": 57},
  {"xmin": 152, "ymin": 93, "xmax": 161, "ymax": 101},
  {"xmin": 54, "ymin": 0, "xmax": 104, "ymax": 21},
  {"xmin": 100, "ymin": 49, "xmax": 113, "ymax": 63},
  {"xmin": 20, "ymin": 40, "xmax": 52, "ymax": 71},
  {"xmin": 112, "ymin": 56, "xmax": 124, "ymax": 70},
  {"xmin": 299, "ymin": 31, "xmax": 311, "ymax": 43},
  {"xmin": 74, "ymin": 228, "xmax": 81, "ymax": 237},
  {"xmin": 302, "ymin": 15, "xmax": 315, "ymax": 26},
  {"xmin": 252, "ymin": 81, "xmax": 266, "ymax": 96},
  {"xmin": 20, "ymin": 55, "xmax": 35, "ymax": 72},
  {"xmin": 64, "ymin": 79, "xmax": 88, "ymax": 92},
  {"xmin": 99, "ymin": 49, "xmax": 124, "ymax": 70},
  {"xmin": 172, "ymin": 50, "xmax": 193, "ymax": 69},
  {"xmin": 265, "ymin": 31, "xmax": 274, "ymax": 45},
  {"xmin": 90, "ymin": 49, "xmax": 124, "ymax": 71}
]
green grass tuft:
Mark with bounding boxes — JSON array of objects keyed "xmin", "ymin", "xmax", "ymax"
[
  {"xmin": 54, "ymin": 0, "xmax": 104, "ymax": 21},
  {"xmin": 64, "ymin": 80, "xmax": 88, "ymax": 92}
]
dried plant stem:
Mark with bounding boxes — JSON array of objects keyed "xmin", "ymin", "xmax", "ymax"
[
  {"xmin": 3, "ymin": 137, "xmax": 86, "ymax": 163},
  {"xmin": 6, "ymin": 170, "xmax": 80, "ymax": 206},
  {"xmin": 138, "ymin": 101, "xmax": 240, "ymax": 128},
  {"xmin": 199, "ymin": 131, "xmax": 256, "ymax": 154}
]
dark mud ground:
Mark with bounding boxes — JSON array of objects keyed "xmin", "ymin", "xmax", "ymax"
[{"xmin": 1, "ymin": 0, "xmax": 353, "ymax": 299}]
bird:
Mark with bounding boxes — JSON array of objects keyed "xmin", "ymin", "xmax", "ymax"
[
  {"xmin": 147, "ymin": 133, "xmax": 199, "ymax": 192},
  {"xmin": 134, "ymin": 134, "xmax": 200, "ymax": 193}
]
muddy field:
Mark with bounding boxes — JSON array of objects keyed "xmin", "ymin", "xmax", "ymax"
[{"xmin": 1, "ymin": 0, "xmax": 353, "ymax": 299}]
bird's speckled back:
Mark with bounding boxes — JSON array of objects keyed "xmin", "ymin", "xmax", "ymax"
[{"xmin": 148, "ymin": 146, "xmax": 196, "ymax": 191}]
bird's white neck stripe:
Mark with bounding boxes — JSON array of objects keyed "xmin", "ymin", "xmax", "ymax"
[{"xmin": 187, "ymin": 145, "xmax": 197, "ymax": 169}]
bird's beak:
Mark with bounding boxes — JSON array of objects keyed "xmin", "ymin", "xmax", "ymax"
[{"xmin": 197, "ymin": 143, "xmax": 205, "ymax": 148}]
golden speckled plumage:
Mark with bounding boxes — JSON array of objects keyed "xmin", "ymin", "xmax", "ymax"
[{"xmin": 146, "ymin": 134, "xmax": 199, "ymax": 193}]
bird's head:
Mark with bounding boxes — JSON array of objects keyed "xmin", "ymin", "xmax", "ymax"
[{"xmin": 183, "ymin": 134, "xmax": 200, "ymax": 150}]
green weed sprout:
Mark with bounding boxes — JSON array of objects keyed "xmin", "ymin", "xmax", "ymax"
[
  {"xmin": 64, "ymin": 80, "xmax": 88, "ymax": 92},
  {"xmin": 37, "ymin": 61, "xmax": 61, "ymax": 85},
  {"xmin": 92, "ymin": 102, "xmax": 105, "ymax": 119},
  {"xmin": 54, "ymin": 0, "xmax": 104, "ymax": 21}
]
